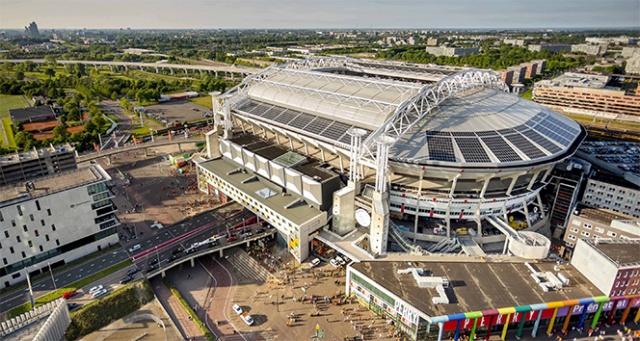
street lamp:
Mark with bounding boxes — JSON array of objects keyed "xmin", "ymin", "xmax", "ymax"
[{"xmin": 47, "ymin": 262, "xmax": 56, "ymax": 290}]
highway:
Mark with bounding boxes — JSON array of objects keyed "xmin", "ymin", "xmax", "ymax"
[
  {"xmin": 2, "ymin": 59, "xmax": 260, "ymax": 75},
  {"xmin": 0, "ymin": 248, "xmax": 129, "ymax": 313}
]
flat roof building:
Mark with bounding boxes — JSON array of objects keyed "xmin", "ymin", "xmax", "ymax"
[
  {"xmin": 533, "ymin": 72, "xmax": 640, "ymax": 117},
  {"xmin": 581, "ymin": 177, "xmax": 640, "ymax": 218},
  {"xmin": 571, "ymin": 44, "xmax": 608, "ymax": 56},
  {"xmin": 571, "ymin": 238, "xmax": 640, "ymax": 297},
  {"xmin": 528, "ymin": 44, "xmax": 571, "ymax": 53},
  {"xmin": 9, "ymin": 106, "xmax": 57, "ymax": 124},
  {"xmin": 425, "ymin": 46, "xmax": 479, "ymax": 57},
  {"xmin": 0, "ymin": 165, "xmax": 119, "ymax": 288},
  {"xmin": 0, "ymin": 144, "xmax": 77, "ymax": 187},
  {"xmin": 346, "ymin": 260, "xmax": 639, "ymax": 341}
]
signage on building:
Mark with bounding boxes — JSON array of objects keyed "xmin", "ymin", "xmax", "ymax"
[{"xmin": 394, "ymin": 301, "xmax": 420, "ymax": 327}]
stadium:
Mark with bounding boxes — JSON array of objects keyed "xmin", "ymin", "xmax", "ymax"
[{"xmin": 196, "ymin": 57, "xmax": 587, "ymax": 262}]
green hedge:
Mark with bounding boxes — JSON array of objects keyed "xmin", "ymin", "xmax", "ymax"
[
  {"xmin": 163, "ymin": 278, "xmax": 216, "ymax": 341},
  {"xmin": 64, "ymin": 280, "xmax": 153, "ymax": 340}
]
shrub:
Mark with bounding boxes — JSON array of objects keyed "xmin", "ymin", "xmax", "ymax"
[{"xmin": 164, "ymin": 278, "xmax": 215, "ymax": 341}]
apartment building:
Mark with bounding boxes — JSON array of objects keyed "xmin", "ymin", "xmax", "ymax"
[
  {"xmin": 528, "ymin": 44, "xmax": 571, "ymax": 53},
  {"xmin": 424, "ymin": 46, "xmax": 479, "ymax": 57},
  {"xmin": 0, "ymin": 165, "xmax": 119, "ymax": 288},
  {"xmin": 0, "ymin": 144, "xmax": 77, "ymax": 187},
  {"xmin": 562, "ymin": 205, "xmax": 638, "ymax": 257},
  {"xmin": 533, "ymin": 72, "xmax": 640, "ymax": 117},
  {"xmin": 582, "ymin": 178, "xmax": 640, "ymax": 218},
  {"xmin": 571, "ymin": 44, "xmax": 608, "ymax": 56},
  {"xmin": 507, "ymin": 65, "xmax": 526, "ymax": 84},
  {"xmin": 571, "ymin": 238, "xmax": 640, "ymax": 297}
]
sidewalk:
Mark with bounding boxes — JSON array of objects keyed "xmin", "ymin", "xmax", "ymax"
[{"xmin": 150, "ymin": 276, "xmax": 206, "ymax": 341}]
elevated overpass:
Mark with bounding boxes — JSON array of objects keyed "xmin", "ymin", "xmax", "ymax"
[
  {"xmin": 76, "ymin": 137, "xmax": 204, "ymax": 163},
  {"xmin": 2, "ymin": 59, "xmax": 261, "ymax": 78},
  {"xmin": 139, "ymin": 227, "xmax": 277, "ymax": 279}
]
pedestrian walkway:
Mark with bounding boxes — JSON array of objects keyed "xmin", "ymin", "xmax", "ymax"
[
  {"xmin": 150, "ymin": 276, "xmax": 205, "ymax": 341},
  {"xmin": 226, "ymin": 248, "xmax": 273, "ymax": 283}
]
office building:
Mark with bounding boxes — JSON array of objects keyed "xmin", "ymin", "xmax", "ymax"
[
  {"xmin": 562, "ymin": 205, "xmax": 639, "ymax": 257},
  {"xmin": 581, "ymin": 177, "xmax": 640, "ymax": 218},
  {"xmin": 0, "ymin": 165, "xmax": 119, "ymax": 288},
  {"xmin": 533, "ymin": 72, "xmax": 640, "ymax": 117},
  {"xmin": 0, "ymin": 144, "xmax": 77, "ymax": 187},
  {"xmin": 425, "ymin": 46, "xmax": 479, "ymax": 57},
  {"xmin": 571, "ymin": 238, "xmax": 640, "ymax": 297}
]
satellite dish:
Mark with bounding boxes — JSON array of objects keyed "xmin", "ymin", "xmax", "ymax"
[{"xmin": 355, "ymin": 209, "xmax": 371, "ymax": 227}]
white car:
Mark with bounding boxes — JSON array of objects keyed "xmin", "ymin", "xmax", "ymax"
[
  {"xmin": 91, "ymin": 289, "xmax": 108, "ymax": 299},
  {"xmin": 88, "ymin": 285, "xmax": 104, "ymax": 294},
  {"xmin": 232, "ymin": 304, "xmax": 243, "ymax": 315},
  {"xmin": 335, "ymin": 256, "xmax": 347, "ymax": 266},
  {"xmin": 242, "ymin": 314, "xmax": 255, "ymax": 326},
  {"xmin": 128, "ymin": 244, "xmax": 141, "ymax": 253},
  {"xmin": 330, "ymin": 259, "xmax": 340, "ymax": 268},
  {"xmin": 310, "ymin": 258, "xmax": 321, "ymax": 267}
]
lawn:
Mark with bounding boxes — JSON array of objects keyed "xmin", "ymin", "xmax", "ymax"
[
  {"xmin": 519, "ymin": 89, "xmax": 533, "ymax": 100},
  {"xmin": 189, "ymin": 96, "xmax": 213, "ymax": 109},
  {"xmin": 0, "ymin": 94, "xmax": 28, "ymax": 119}
]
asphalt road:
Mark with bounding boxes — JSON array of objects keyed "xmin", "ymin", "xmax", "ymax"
[{"xmin": 0, "ymin": 248, "xmax": 129, "ymax": 313}]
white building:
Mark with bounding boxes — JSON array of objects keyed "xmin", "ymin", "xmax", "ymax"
[
  {"xmin": 0, "ymin": 165, "xmax": 119, "ymax": 288},
  {"xmin": 581, "ymin": 178, "xmax": 640, "ymax": 218}
]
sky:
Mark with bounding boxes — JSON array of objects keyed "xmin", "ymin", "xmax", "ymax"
[{"xmin": 1, "ymin": 0, "xmax": 639, "ymax": 30}]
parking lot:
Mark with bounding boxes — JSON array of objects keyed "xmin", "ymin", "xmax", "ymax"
[{"xmin": 143, "ymin": 100, "xmax": 212, "ymax": 127}]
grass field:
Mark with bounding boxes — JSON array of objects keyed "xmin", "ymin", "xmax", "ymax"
[
  {"xmin": 519, "ymin": 89, "xmax": 533, "ymax": 100},
  {"xmin": 189, "ymin": 96, "xmax": 212, "ymax": 109},
  {"xmin": 0, "ymin": 94, "xmax": 28, "ymax": 118}
]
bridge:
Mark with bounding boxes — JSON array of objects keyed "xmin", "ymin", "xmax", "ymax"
[
  {"xmin": 137, "ymin": 224, "xmax": 277, "ymax": 279},
  {"xmin": 2, "ymin": 59, "xmax": 261, "ymax": 78},
  {"xmin": 76, "ymin": 137, "xmax": 204, "ymax": 163}
]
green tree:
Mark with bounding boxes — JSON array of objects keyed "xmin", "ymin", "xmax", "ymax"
[
  {"xmin": 14, "ymin": 71, "xmax": 25, "ymax": 80},
  {"xmin": 52, "ymin": 125, "xmax": 69, "ymax": 143},
  {"xmin": 44, "ymin": 68, "xmax": 56, "ymax": 79},
  {"xmin": 1, "ymin": 62, "xmax": 14, "ymax": 72},
  {"xmin": 110, "ymin": 91, "xmax": 118, "ymax": 100},
  {"xmin": 44, "ymin": 55, "xmax": 57, "ymax": 68}
]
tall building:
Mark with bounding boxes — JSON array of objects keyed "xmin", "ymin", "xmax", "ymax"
[
  {"xmin": 507, "ymin": 65, "xmax": 526, "ymax": 84},
  {"xmin": 523, "ymin": 62, "xmax": 538, "ymax": 79},
  {"xmin": 581, "ymin": 177, "xmax": 640, "ymax": 218},
  {"xmin": 424, "ymin": 46, "xmax": 479, "ymax": 57},
  {"xmin": 533, "ymin": 72, "xmax": 640, "ymax": 117},
  {"xmin": 24, "ymin": 22, "xmax": 39, "ymax": 37},
  {"xmin": 531, "ymin": 60, "xmax": 547, "ymax": 74},
  {"xmin": 562, "ymin": 205, "xmax": 639, "ymax": 257},
  {"xmin": 498, "ymin": 69, "xmax": 514, "ymax": 86},
  {"xmin": 0, "ymin": 144, "xmax": 77, "ymax": 187},
  {"xmin": 571, "ymin": 238, "xmax": 640, "ymax": 297},
  {"xmin": 0, "ymin": 165, "xmax": 119, "ymax": 288},
  {"xmin": 528, "ymin": 44, "xmax": 571, "ymax": 53}
]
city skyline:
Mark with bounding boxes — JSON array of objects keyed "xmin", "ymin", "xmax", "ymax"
[{"xmin": 0, "ymin": 0, "xmax": 639, "ymax": 30}]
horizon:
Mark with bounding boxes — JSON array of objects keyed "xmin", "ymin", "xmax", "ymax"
[{"xmin": 1, "ymin": 0, "xmax": 639, "ymax": 31}]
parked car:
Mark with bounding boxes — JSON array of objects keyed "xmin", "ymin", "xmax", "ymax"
[
  {"xmin": 242, "ymin": 313, "xmax": 255, "ymax": 326},
  {"xmin": 128, "ymin": 244, "xmax": 141, "ymax": 253},
  {"xmin": 330, "ymin": 259, "xmax": 340, "ymax": 268},
  {"xmin": 232, "ymin": 304, "xmax": 243, "ymax": 315},
  {"xmin": 91, "ymin": 289, "xmax": 108, "ymax": 299},
  {"xmin": 335, "ymin": 256, "xmax": 346, "ymax": 266},
  {"xmin": 88, "ymin": 285, "xmax": 104, "ymax": 295},
  {"xmin": 62, "ymin": 290, "xmax": 77, "ymax": 299},
  {"xmin": 310, "ymin": 258, "xmax": 321, "ymax": 268}
]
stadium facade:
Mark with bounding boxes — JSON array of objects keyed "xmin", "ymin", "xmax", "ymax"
[{"xmin": 196, "ymin": 57, "xmax": 586, "ymax": 262}]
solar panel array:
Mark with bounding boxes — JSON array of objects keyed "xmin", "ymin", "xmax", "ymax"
[
  {"xmin": 236, "ymin": 100, "xmax": 371, "ymax": 147},
  {"xmin": 420, "ymin": 111, "xmax": 580, "ymax": 164}
]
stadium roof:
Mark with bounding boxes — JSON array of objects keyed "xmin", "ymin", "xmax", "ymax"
[{"xmin": 228, "ymin": 57, "xmax": 584, "ymax": 168}]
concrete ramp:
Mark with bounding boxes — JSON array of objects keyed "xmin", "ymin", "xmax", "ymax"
[{"xmin": 458, "ymin": 236, "xmax": 486, "ymax": 257}]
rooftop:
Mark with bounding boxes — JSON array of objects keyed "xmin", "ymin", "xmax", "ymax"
[
  {"xmin": 198, "ymin": 157, "xmax": 326, "ymax": 226},
  {"xmin": 573, "ymin": 204, "xmax": 635, "ymax": 227},
  {"xmin": 0, "ymin": 143, "xmax": 75, "ymax": 165},
  {"xmin": 536, "ymin": 72, "xmax": 611, "ymax": 89},
  {"xmin": 0, "ymin": 165, "xmax": 110, "ymax": 207},
  {"xmin": 8, "ymin": 105, "xmax": 56, "ymax": 123},
  {"xmin": 582, "ymin": 239, "xmax": 640, "ymax": 268},
  {"xmin": 351, "ymin": 261, "xmax": 603, "ymax": 319}
]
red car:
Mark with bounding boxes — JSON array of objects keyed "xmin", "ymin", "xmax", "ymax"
[
  {"xmin": 227, "ymin": 236, "xmax": 237, "ymax": 242},
  {"xmin": 62, "ymin": 290, "xmax": 77, "ymax": 299}
]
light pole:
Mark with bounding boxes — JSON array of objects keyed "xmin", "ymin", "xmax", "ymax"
[{"xmin": 47, "ymin": 262, "xmax": 57, "ymax": 290}]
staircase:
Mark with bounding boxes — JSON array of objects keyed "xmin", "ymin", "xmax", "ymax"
[
  {"xmin": 226, "ymin": 249, "xmax": 273, "ymax": 283},
  {"xmin": 389, "ymin": 221, "xmax": 424, "ymax": 254}
]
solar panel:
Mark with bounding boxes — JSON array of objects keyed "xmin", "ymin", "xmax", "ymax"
[
  {"xmin": 427, "ymin": 136, "xmax": 456, "ymax": 162},
  {"xmin": 497, "ymin": 128, "xmax": 516, "ymax": 135},
  {"xmin": 536, "ymin": 122, "xmax": 571, "ymax": 145},
  {"xmin": 455, "ymin": 138, "xmax": 491, "ymax": 163},
  {"xmin": 289, "ymin": 112, "xmax": 315, "ymax": 129},
  {"xmin": 451, "ymin": 131, "xmax": 477, "ymax": 137},
  {"xmin": 305, "ymin": 117, "xmax": 333, "ymax": 135},
  {"xmin": 522, "ymin": 129, "xmax": 562, "ymax": 154},
  {"xmin": 321, "ymin": 121, "xmax": 352, "ymax": 141},
  {"xmin": 273, "ymin": 109, "xmax": 299, "ymax": 125},
  {"xmin": 476, "ymin": 131, "xmax": 499, "ymax": 137},
  {"xmin": 547, "ymin": 116, "xmax": 580, "ymax": 135},
  {"xmin": 262, "ymin": 106, "xmax": 285, "ymax": 121},
  {"xmin": 250, "ymin": 103, "xmax": 272, "ymax": 117},
  {"xmin": 481, "ymin": 136, "xmax": 522, "ymax": 162},
  {"xmin": 425, "ymin": 131, "xmax": 451, "ymax": 137},
  {"xmin": 504, "ymin": 133, "xmax": 547, "ymax": 159},
  {"xmin": 239, "ymin": 101, "xmax": 259, "ymax": 113},
  {"xmin": 514, "ymin": 124, "xmax": 529, "ymax": 132}
]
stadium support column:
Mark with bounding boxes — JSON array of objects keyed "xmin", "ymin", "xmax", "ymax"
[
  {"xmin": 413, "ymin": 166, "xmax": 425, "ymax": 243},
  {"xmin": 370, "ymin": 135, "xmax": 395, "ymax": 256},
  {"xmin": 332, "ymin": 129, "xmax": 367, "ymax": 236}
]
